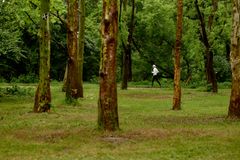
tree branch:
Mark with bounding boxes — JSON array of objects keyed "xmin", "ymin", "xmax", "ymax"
[
  {"xmin": 24, "ymin": 11, "xmax": 38, "ymax": 26},
  {"xmin": 50, "ymin": 10, "xmax": 67, "ymax": 26}
]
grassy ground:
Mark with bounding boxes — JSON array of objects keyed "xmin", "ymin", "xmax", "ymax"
[{"xmin": 0, "ymin": 83, "xmax": 239, "ymax": 160}]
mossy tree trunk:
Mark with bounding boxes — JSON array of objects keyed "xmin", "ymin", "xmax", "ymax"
[
  {"xmin": 98, "ymin": 0, "xmax": 119, "ymax": 131},
  {"xmin": 34, "ymin": 0, "xmax": 51, "ymax": 113},
  {"xmin": 66, "ymin": 0, "xmax": 82, "ymax": 100},
  {"xmin": 173, "ymin": 0, "xmax": 183, "ymax": 110},
  {"xmin": 228, "ymin": 0, "xmax": 240, "ymax": 118}
]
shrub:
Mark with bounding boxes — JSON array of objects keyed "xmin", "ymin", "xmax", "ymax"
[
  {"xmin": 11, "ymin": 74, "xmax": 38, "ymax": 83},
  {"xmin": 0, "ymin": 85, "xmax": 34, "ymax": 96},
  {"xmin": 0, "ymin": 77, "xmax": 7, "ymax": 83}
]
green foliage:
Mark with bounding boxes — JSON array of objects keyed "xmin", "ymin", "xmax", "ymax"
[
  {"xmin": 0, "ymin": 1, "xmax": 26, "ymax": 80},
  {"xmin": 0, "ymin": 77, "xmax": 7, "ymax": 83},
  {"xmin": 0, "ymin": 0, "xmax": 233, "ymax": 86},
  {"xmin": 127, "ymin": 0, "xmax": 176, "ymax": 80},
  {"xmin": 131, "ymin": 53, "xmax": 150, "ymax": 81},
  {"xmin": 183, "ymin": 80, "xmax": 206, "ymax": 89},
  {"xmin": 10, "ymin": 74, "xmax": 38, "ymax": 83},
  {"xmin": 0, "ymin": 85, "xmax": 34, "ymax": 96},
  {"xmin": 214, "ymin": 55, "xmax": 231, "ymax": 82},
  {"xmin": 218, "ymin": 81, "xmax": 232, "ymax": 89},
  {"xmin": 83, "ymin": 1, "xmax": 101, "ymax": 81}
]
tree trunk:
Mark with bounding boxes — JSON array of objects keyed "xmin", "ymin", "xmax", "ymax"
[
  {"xmin": 228, "ymin": 0, "xmax": 240, "ymax": 118},
  {"xmin": 127, "ymin": 0, "xmax": 135, "ymax": 82},
  {"xmin": 98, "ymin": 0, "xmax": 119, "ymax": 131},
  {"xmin": 66, "ymin": 0, "xmax": 82, "ymax": 100},
  {"xmin": 121, "ymin": 41, "xmax": 129, "ymax": 89},
  {"xmin": 208, "ymin": 0, "xmax": 218, "ymax": 30},
  {"xmin": 62, "ymin": 63, "xmax": 68, "ymax": 92},
  {"xmin": 121, "ymin": 0, "xmax": 135, "ymax": 89},
  {"xmin": 205, "ymin": 48, "xmax": 218, "ymax": 92},
  {"xmin": 34, "ymin": 0, "xmax": 51, "ymax": 113},
  {"xmin": 195, "ymin": 0, "xmax": 218, "ymax": 93},
  {"xmin": 77, "ymin": 0, "xmax": 85, "ymax": 97},
  {"xmin": 173, "ymin": 0, "xmax": 183, "ymax": 110}
]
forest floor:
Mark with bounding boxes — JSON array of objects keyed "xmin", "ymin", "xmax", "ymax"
[{"xmin": 0, "ymin": 82, "xmax": 239, "ymax": 160}]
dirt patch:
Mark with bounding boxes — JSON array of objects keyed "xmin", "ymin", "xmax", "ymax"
[
  {"xmin": 101, "ymin": 136, "xmax": 129, "ymax": 144},
  {"xmin": 123, "ymin": 128, "xmax": 170, "ymax": 140},
  {"xmin": 14, "ymin": 129, "xmax": 70, "ymax": 143},
  {"xmin": 120, "ymin": 127, "xmax": 223, "ymax": 141},
  {"xmin": 34, "ymin": 130, "xmax": 70, "ymax": 143}
]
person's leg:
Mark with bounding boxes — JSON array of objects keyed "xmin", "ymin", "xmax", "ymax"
[
  {"xmin": 152, "ymin": 76, "xmax": 154, "ymax": 87},
  {"xmin": 156, "ymin": 78, "xmax": 161, "ymax": 87},
  {"xmin": 152, "ymin": 76, "xmax": 158, "ymax": 87}
]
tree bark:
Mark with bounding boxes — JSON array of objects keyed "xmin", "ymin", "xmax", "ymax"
[
  {"xmin": 34, "ymin": 0, "xmax": 51, "ymax": 113},
  {"xmin": 77, "ymin": 0, "xmax": 85, "ymax": 97},
  {"xmin": 98, "ymin": 0, "xmax": 119, "ymax": 131},
  {"xmin": 228, "ymin": 0, "xmax": 240, "ymax": 118},
  {"xmin": 66, "ymin": 0, "xmax": 82, "ymax": 100},
  {"xmin": 173, "ymin": 0, "xmax": 183, "ymax": 110},
  {"xmin": 195, "ymin": 0, "xmax": 218, "ymax": 93}
]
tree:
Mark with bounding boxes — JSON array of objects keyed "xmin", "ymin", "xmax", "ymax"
[
  {"xmin": 120, "ymin": 0, "xmax": 136, "ymax": 89},
  {"xmin": 66, "ymin": 0, "xmax": 83, "ymax": 100},
  {"xmin": 98, "ymin": 0, "xmax": 119, "ymax": 131},
  {"xmin": 173, "ymin": 0, "xmax": 183, "ymax": 110},
  {"xmin": 194, "ymin": 0, "xmax": 218, "ymax": 93},
  {"xmin": 78, "ymin": 0, "xmax": 85, "ymax": 96},
  {"xmin": 228, "ymin": 0, "xmax": 240, "ymax": 118},
  {"xmin": 33, "ymin": 0, "xmax": 51, "ymax": 112}
]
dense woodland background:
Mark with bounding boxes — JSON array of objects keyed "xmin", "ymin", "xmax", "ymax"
[
  {"xmin": 1, "ymin": 1, "xmax": 240, "ymax": 158},
  {"xmin": 0, "ymin": 0, "xmax": 232, "ymax": 85}
]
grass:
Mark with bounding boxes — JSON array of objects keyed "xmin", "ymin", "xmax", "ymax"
[{"xmin": 0, "ymin": 82, "xmax": 240, "ymax": 160}]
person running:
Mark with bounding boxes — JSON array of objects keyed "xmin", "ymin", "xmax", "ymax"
[{"xmin": 152, "ymin": 64, "xmax": 161, "ymax": 87}]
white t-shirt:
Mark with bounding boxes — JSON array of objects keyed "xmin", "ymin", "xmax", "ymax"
[{"xmin": 152, "ymin": 68, "xmax": 159, "ymax": 76}]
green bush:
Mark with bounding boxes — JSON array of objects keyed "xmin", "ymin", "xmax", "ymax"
[
  {"xmin": 218, "ymin": 81, "xmax": 232, "ymax": 89},
  {"xmin": 89, "ymin": 75, "xmax": 99, "ymax": 84},
  {"xmin": 183, "ymin": 80, "xmax": 206, "ymax": 89},
  {"xmin": 11, "ymin": 74, "xmax": 38, "ymax": 83},
  {"xmin": 0, "ymin": 77, "xmax": 7, "ymax": 83},
  {"xmin": 128, "ymin": 81, "xmax": 151, "ymax": 87},
  {"xmin": 0, "ymin": 85, "xmax": 34, "ymax": 96}
]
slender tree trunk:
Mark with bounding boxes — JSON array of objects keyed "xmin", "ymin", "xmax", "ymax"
[
  {"xmin": 228, "ymin": 0, "xmax": 240, "ymax": 118},
  {"xmin": 127, "ymin": 0, "xmax": 135, "ymax": 82},
  {"xmin": 98, "ymin": 0, "xmax": 119, "ymax": 131},
  {"xmin": 121, "ymin": 0, "xmax": 135, "ymax": 89},
  {"xmin": 62, "ymin": 63, "xmax": 68, "ymax": 92},
  {"xmin": 77, "ymin": 0, "xmax": 85, "ymax": 97},
  {"xmin": 206, "ymin": 48, "xmax": 218, "ymax": 92},
  {"xmin": 121, "ymin": 41, "xmax": 129, "ymax": 89},
  {"xmin": 195, "ymin": 0, "xmax": 218, "ymax": 93},
  {"xmin": 66, "ymin": 0, "xmax": 82, "ymax": 100},
  {"xmin": 183, "ymin": 57, "xmax": 192, "ymax": 84},
  {"xmin": 173, "ymin": 0, "xmax": 183, "ymax": 110},
  {"xmin": 34, "ymin": 0, "xmax": 51, "ymax": 113}
]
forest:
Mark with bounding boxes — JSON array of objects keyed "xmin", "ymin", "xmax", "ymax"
[
  {"xmin": 1, "ymin": 0, "xmax": 240, "ymax": 159},
  {"xmin": 0, "ymin": 0, "xmax": 232, "ymax": 84}
]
